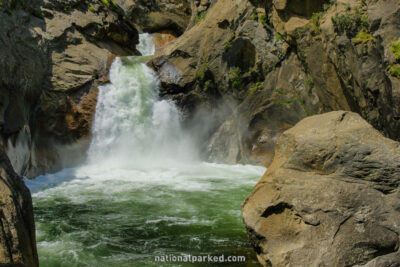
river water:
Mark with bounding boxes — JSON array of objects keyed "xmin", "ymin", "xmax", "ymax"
[{"xmin": 26, "ymin": 34, "xmax": 265, "ymax": 266}]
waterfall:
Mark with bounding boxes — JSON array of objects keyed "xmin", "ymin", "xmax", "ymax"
[
  {"xmin": 88, "ymin": 33, "xmax": 198, "ymax": 168},
  {"xmin": 26, "ymin": 34, "xmax": 266, "ymax": 266}
]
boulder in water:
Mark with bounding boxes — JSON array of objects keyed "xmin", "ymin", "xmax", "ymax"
[{"xmin": 242, "ymin": 111, "xmax": 400, "ymax": 266}]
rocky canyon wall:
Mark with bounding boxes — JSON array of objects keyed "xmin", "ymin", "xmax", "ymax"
[
  {"xmin": 150, "ymin": 0, "xmax": 400, "ymax": 168},
  {"xmin": 0, "ymin": 0, "xmax": 140, "ymax": 263},
  {"xmin": 0, "ymin": 0, "xmax": 140, "ymax": 177},
  {"xmin": 1, "ymin": 0, "xmax": 400, "ymax": 265}
]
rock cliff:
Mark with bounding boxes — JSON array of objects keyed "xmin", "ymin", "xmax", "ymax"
[
  {"xmin": 242, "ymin": 111, "xmax": 400, "ymax": 266},
  {"xmin": 0, "ymin": 0, "xmax": 143, "ymax": 263},
  {"xmin": 1, "ymin": 0, "xmax": 400, "ymax": 265},
  {"xmin": 3, "ymin": 0, "xmax": 398, "ymax": 177},
  {"xmin": 0, "ymin": 0, "xmax": 139, "ymax": 177},
  {"xmin": 150, "ymin": 0, "xmax": 400, "ymax": 167}
]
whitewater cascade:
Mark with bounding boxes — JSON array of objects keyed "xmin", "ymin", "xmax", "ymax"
[
  {"xmin": 26, "ymin": 34, "xmax": 266, "ymax": 266},
  {"xmin": 88, "ymin": 33, "xmax": 198, "ymax": 168}
]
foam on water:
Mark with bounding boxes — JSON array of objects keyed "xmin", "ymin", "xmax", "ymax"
[
  {"xmin": 26, "ymin": 34, "xmax": 266, "ymax": 266},
  {"xmin": 87, "ymin": 35, "xmax": 198, "ymax": 169}
]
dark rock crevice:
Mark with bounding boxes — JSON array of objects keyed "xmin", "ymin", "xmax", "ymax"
[{"xmin": 261, "ymin": 202, "xmax": 293, "ymax": 218}]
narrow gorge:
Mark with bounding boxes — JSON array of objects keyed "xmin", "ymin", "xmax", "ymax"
[{"xmin": 0, "ymin": 0, "xmax": 399, "ymax": 266}]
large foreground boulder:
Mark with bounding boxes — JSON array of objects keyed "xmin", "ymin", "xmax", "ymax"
[
  {"xmin": 0, "ymin": 150, "xmax": 37, "ymax": 266},
  {"xmin": 242, "ymin": 111, "xmax": 400, "ymax": 267}
]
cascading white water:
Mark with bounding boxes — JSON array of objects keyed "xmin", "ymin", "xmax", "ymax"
[
  {"xmin": 136, "ymin": 33, "xmax": 156, "ymax": 56},
  {"xmin": 26, "ymin": 34, "xmax": 266, "ymax": 266},
  {"xmin": 88, "ymin": 34, "xmax": 198, "ymax": 168}
]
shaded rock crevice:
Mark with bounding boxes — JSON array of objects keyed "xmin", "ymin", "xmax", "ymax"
[{"xmin": 261, "ymin": 202, "xmax": 293, "ymax": 218}]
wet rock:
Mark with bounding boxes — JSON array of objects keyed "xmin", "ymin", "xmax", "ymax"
[{"xmin": 242, "ymin": 111, "xmax": 400, "ymax": 267}]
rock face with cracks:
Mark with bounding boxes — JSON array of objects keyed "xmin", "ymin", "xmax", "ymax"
[{"xmin": 242, "ymin": 111, "xmax": 400, "ymax": 267}]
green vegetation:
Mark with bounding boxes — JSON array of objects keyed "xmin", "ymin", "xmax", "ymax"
[
  {"xmin": 274, "ymin": 88, "xmax": 286, "ymax": 95},
  {"xmin": 100, "ymin": 0, "xmax": 110, "ymax": 8},
  {"xmin": 252, "ymin": 10, "xmax": 258, "ymax": 21},
  {"xmin": 228, "ymin": 67, "xmax": 241, "ymax": 79},
  {"xmin": 260, "ymin": 14, "xmax": 267, "ymax": 24},
  {"xmin": 228, "ymin": 67, "xmax": 242, "ymax": 89},
  {"xmin": 195, "ymin": 63, "xmax": 209, "ymax": 81},
  {"xmin": 275, "ymin": 33, "xmax": 283, "ymax": 41},
  {"xmin": 232, "ymin": 80, "xmax": 241, "ymax": 89},
  {"xmin": 311, "ymin": 12, "xmax": 323, "ymax": 34},
  {"xmin": 332, "ymin": 6, "xmax": 368, "ymax": 37},
  {"xmin": 294, "ymin": 25, "xmax": 312, "ymax": 38},
  {"xmin": 203, "ymin": 80, "xmax": 212, "ymax": 91},
  {"xmin": 272, "ymin": 84, "xmax": 312, "ymax": 115},
  {"xmin": 273, "ymin": 98, "xmax": 299, "ymax": 104},
  {"xmin": 388, "ymin": 65, "xmax": 400, "ymax": 78},
  {"xmin": 196, "ymin": 11, "xmax": 207, "ymax": 22},
  {"xmin": 323, "ymin": 0, "xmax": 337, "ymax": 11},
  {"xmin": 310, "ymin": 0, "xmax": 337, "ymax": 34},
  {"xmin": 101, "ymin": 0, "xmax": 111, "ymax": 8},
  {"xmin": 100, "ymin": 0, "xmax": 117, "ymax": 8},
  {"xmin": 352, "ymin": 30, "xmax": 373, "ymax": 45},
  {"xmin": 195, "ymin": 63, "xmax": 213, "ymax": 91},
  {"xmin": 248, "ymin": 81, "xmax": 262, "ymax": 96},
  {"xmin": 224, "ymin": 32, "xmax": 236, "ymax": 51},
  {"xmin": 88, "ymin": 5, "xmax": 96, "ymax": 12},
  {"xmin": 305, "ymin": 77, "xmax": 314, "ymax": 91},
  {"xmin": 391, "ymin": 38, "xmax": 400, "ymax": 61}
]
